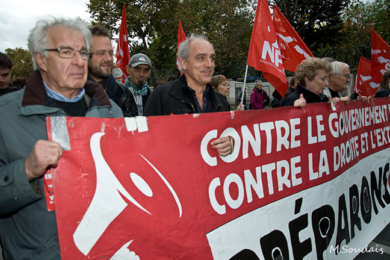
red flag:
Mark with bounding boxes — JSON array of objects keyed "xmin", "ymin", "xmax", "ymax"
[
  {"xmin": 354, "ymin": 57, "xmax": 379, "ymax": 97},
  {"xmin": 272, "ymin": 5, "xmax": 314, "ymax": 73},
  {"xmin": 177, "ymin": 21, "xmax": 187, "ymax": 75},
  {"xmin": 371, "ymin": 30, "xmax": 390, "ymax": 83},
  {"xmin": 247, "ymin": 0, "xmax": 288, "ymax": 97},
  {"xmin": 115, "ymin": 4, "xmax": 130, "ymax": 83}
]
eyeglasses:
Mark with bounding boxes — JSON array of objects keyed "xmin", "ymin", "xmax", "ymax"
[
  {"xmin": 93, "ymin": 50, "xmax": 114, "ymax": 57},
  {"xmin": 221, "ymin": 82, "xmax": 229, "ymax": 86},
  {"xmin": 336, "ymin": 73, "xmax": 351, "ymax": 80},
  {"xmin": 44, "ymin": 47, "xmax": 92, "ymax": 60}
]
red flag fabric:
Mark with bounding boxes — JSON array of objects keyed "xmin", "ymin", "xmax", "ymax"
[
  {"xmin": 354, "ymin": 57, "xmax": 379, "ymax": 97},
  {"xmin": 247, "ymin": 0, "xmax": 288, "ymax": 97},
  {"xmin": 272, "ymin": 5, "xmax": 314, "ymax": 73},
  {"xmin": 371, "ymin": 30, "xmax": 390, "ymax": 83},
  {"xmin": 115, "ymin": 4, "xmax": 130, "ymax": 83},
  {"xmin": 177, "ymin": 21, "xmax": 187, "ymax": 75}
]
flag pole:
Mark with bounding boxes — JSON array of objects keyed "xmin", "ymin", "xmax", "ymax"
[{"xmin": 240, "ymin": 65, "xmax": 249, "ymax": 105}]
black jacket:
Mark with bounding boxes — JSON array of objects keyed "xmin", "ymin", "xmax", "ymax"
[
  {"xmin": 374, "ymin": 88, "xmax": 390, "ymax": 98},
  {"xmin": 284, "ymin": 87, "xmax": 296, "ymax": 98},
  {"xmin": 280, "ymin": 84, "xmax": 328, "ymax": 107},
  {"xmin": 87, "ymin": 75, "xmax": 138, "ymax": 117},
  {"xmin": 116, "ymin": 82, "xmax": 138, "ymax": 117},
  {"xmin": 328, "ymin": 88, "xmax": 342, "ymax": 98},
  {"xmin": 144, "ymin": 75, "xmax": 231, "ymax": 116},
  {"xmin": 0, "ymin": 83, "xmax": 21, "ymax": 97}
]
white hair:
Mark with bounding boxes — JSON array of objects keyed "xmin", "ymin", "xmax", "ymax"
[{"xmin": 28, "ymin": 17, "xmax": 91, "ymax": 70}]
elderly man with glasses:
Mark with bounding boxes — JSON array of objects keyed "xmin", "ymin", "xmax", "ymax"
[
  {"xmin": 0, "ymin": 17, "xmax": 123, "ymax": 260},
  {"xmin": 325, "ymin": 61, "xmax": 351, "ymax": 104}
]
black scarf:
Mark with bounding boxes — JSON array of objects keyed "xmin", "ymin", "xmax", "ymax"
[{"xmin": 87, "ymin": 75, "xmax": 117, "ymax": 101}]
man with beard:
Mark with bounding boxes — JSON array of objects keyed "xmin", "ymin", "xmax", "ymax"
[
  {"xmin": 125, "ymin": 53, "xmax": 152, "ymax": 116},
  {"xmin": 88, "ymin": 25, "xmax": 138, "ymax": 117}
]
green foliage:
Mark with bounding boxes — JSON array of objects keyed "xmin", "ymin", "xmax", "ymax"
[
  {"xmin": 87, "ymin": 0, "xmax": 389, "ymax": 81},
  {"xmin": 5, "ymin": 48, "xmax": 34, "ymax": 80},
  {"xmin": 369, "ymin": 0, "xmax": 390, "ymax": 42},
  {"xmin": 273, "ymin": 0, "xmax": 352, "ymax": 52},
  {"xmin": 272, "ymin": 0, "xmax": 389, "ymax": 73},
  {"xmin": 87, "ymin": 0, "xmax": 255, "ymax": 82},
  {"xmin": 316, "ymin": 0, "xmax": 389, "ymax": 72},
  {"xmin": 88, "ymin": 0, "xmax": 119, "ymax": 32}
]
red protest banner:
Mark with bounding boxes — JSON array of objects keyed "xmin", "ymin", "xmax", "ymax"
[
  {"xmin": 247, "ymin": 0, "xmax": 288, "ymax": 96},
  {"xmin": 272, "ymin": 5, "xmax": 314, "ymax": 73},
  {"xmin": 49, "ymin": 99, "xmax": 390, "ymax": 259},
  {"xmin": 354, "ymin": 56, "xmax": 379, "ymax": 97},
  {"xmin": 115, "ymin": 4, "xmax": 130, "ymax": 83}
]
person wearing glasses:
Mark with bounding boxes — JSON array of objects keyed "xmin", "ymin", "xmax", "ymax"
[
  {"xmin": 0, "ymin": 17, "xmax": 123, "ymax": 260},
  {"xmin": 210, "ymin": 75, "xmax": 244, "ymax": 110},
  {"xmin": 210, "ymin": 75, "xmax": 229, "ymax": 97},
  {"xmin": 324, "ymin": 61, "xmax": 351, "ymax": 105},
  {"xmin": 88, "ymin": 25, "xmax": 138, "ymax": 117}
]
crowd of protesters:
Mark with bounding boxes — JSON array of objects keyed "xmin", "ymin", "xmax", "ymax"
[{"xmin": 0, "ymin": 15, "xmax": 389, "ymax": 260}]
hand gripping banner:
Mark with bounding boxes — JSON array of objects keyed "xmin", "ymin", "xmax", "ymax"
[{"xmin": 48, "ymin": 98, "xmax": 390, "ymax": 259}]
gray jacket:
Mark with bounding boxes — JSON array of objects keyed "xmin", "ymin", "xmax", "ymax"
[{"xmin": 0, "ymin": 70, "xmax": 123, "ymax": 260}]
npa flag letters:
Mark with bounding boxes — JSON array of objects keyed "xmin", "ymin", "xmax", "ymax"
[
  {"xmin": 272, "ymin": 5, "xmax": 314, "ymax": 73},
  {"xmin": 247, "ymin": 0, "xmax": 288, "ymax": 96},
  {"xmin": 115, "ymin": 4, "xmax": 130, "ymax": 83},
  {"xmin": 176, "ymin": 20, "xmax": 187, "ymax": 74},
  {"xmin": 371, "ymin": 30, "xmax": 390, "ymax": 83},
  {"xmin": 49, "ymin": 99, "xmax": 390, "ymax": 259},
  {"xmin": 354, "ymin": 57, "xmax": 379, "ymax": 97}
]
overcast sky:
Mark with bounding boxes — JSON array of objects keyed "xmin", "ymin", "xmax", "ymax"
[
  {"xmin": 0, "ymin": 0, "xmax": 377, "ymax": 54},
  {"xmin": 0, "ymin": 0, "xmax": 92, "ymax": 53}
]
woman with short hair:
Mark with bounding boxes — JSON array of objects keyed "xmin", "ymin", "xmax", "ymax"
[
  {"xmin": 281, "ymin": 58, "xmax": 332, "ymax": 108},
  {"xmin": 210, "ymin": 75, "xmax": 244, "ymax": 110}
]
